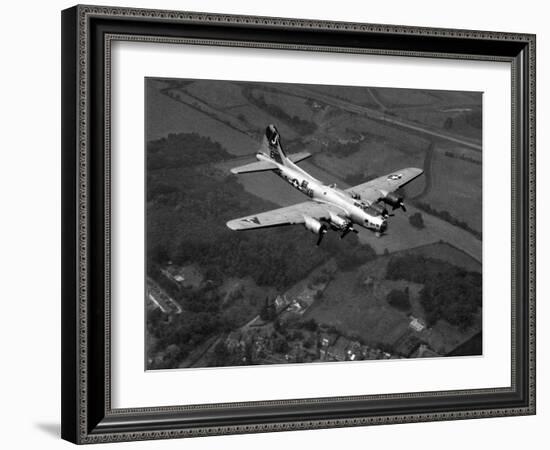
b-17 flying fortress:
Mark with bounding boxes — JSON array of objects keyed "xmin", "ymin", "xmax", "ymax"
[{"xmin": 227, "ymin": 124, "xmax": 424, "ymax": 245}]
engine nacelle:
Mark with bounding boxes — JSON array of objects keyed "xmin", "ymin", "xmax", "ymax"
[
  {"xmin": 369, "ymin": 202, "xmax": 389, "ymax": 218},
  {"xmin": 381, "ymin": 192, "xmax": 404, "ymax": 210},
  {"xmin": 303, "ymin": 215, "xmax": 326, "ymax": 235},
  {"xmin": 328, "ymin": 212, "xmax": 350, "ymax": 231},
  {"xmin": 304, "ymin": 215, "xmax": 328, "ymax": 245}
]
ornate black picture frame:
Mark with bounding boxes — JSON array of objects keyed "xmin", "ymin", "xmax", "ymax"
[{"xmin": 61, "ymin": 5, "xmax": 536, "ymax": 444}]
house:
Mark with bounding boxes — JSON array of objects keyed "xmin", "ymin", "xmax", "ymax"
[
  {"xmin": 319, "ymin": 332, "xmax": 337, "ymax": 348},
  {"xmin": 274, "ymin": 295, "xmax": 290, "ymax": 312},
  {"xmin": 173, "ymin": 273, "xmax": 185, "ymax": 283},
  {"xmin": 409, "ymin": 316, "xmax": 426, "ymax": 332},
  {"xmin": 347, "ymin": 341, "xmax": 362, "ymax": 361},
  {"xmin": 288, "ymin": 299, "xmax": 306, "ymax": 315},
  {"xmin": 318, "ymin": 334, "xmax": 331, "ymax": 360},
  {"xmin": 225, "ymin": 332, "xmax": 243, "ymax": 353}
]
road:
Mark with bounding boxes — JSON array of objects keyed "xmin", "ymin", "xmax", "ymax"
[
  {"xmin": 147, "ymin": 293, "xmax": 167, "ymax": 313},
  {"xmin": 366, "ymin": 87, "xmax": 388, "ymax": 112}
]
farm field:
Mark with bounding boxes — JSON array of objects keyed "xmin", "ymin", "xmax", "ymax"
[
  {"xmin": 148, "ymin": 78, "xmax": 481, "ymax": 236},
  {"xmin": 146, "ymin": 79, "xmax": 258, "ymax": 154},
  {"xmin": 145, "ymin": 77, "xmax": 484, "ymax": 369},
  {"xmin": 304, "ymin": 243, "xmax": 482, "ymax": 355}
]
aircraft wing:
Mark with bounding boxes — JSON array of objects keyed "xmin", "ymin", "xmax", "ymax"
[
  {"xmin": 227, "ymin": 201, "xmax": 343, "ymax": 231},
  {"xmin": 346, "ymin": 167, "xmax": 423, "ymax": 203}
]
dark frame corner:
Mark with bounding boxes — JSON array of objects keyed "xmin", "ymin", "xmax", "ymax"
[{"xmin": 61, "ymin": 4, "xmax": 536, "ymax": 444}]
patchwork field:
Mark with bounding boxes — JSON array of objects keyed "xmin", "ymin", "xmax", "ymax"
[
  {"xmin": 304, "ymin": 243, "xmax": 481, "ymax": 355},
  {"xmin": 146, "ymin": 79, "xmax": 258, "ymax": 154},
  {"xmin": 421, "ymin": 144, "xmax": 482, "ymax": 232},
  {"xmin": 146, "ymin": 78, "xmax": 484, "ymax": 368}
]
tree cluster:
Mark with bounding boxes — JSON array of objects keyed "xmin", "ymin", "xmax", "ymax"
[
  {"xmin": 147, "ymin": 132, "xmax": 230, "ymax": 171},
  {"xmin": 408, "ymin": 212, "xmax": 425, "ymax": 229},
  {"xmin": 148, "ymin": 164, "xmax": 375, "ymax": 290},
  {"xmin": 245, "ymin": 91, "xmax": 318, "ymax": 135},
  {"xmin": 386, "ymin": 288, "xmax": 411, "ymax": 311},
  {"xmin": 386, "ymin": 255, "xmax": 481, "ymax": 329},
  {"xmin": 145, "ymin": 132, "xmax": 377, "ymax": 369},
  {"xmin": 147, "ymin": 303, "xmax": 222, "ymax": 369}
]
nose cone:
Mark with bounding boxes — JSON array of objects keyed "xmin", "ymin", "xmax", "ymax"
[{"xmin": 380, "ymin": 219, "xmax": 388, "ymax": 233}]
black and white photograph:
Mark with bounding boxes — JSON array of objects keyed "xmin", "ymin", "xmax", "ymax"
[
  {"xmin": 145, "ymin": 78, "xmax": 483, "ymax": 370},
  {"xmin": 1, "ymin": 0, "xmax": 544, "ymax": 447}
]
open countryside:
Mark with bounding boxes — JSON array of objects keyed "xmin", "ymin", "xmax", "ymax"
[{"xmin": 145, "ymin": 78, "xmax": 482, "ymax": 369}]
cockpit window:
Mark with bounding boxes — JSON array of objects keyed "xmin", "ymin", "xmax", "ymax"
[{"xmin": 329, "ymin": 183, "xmax": 337, "ymax": 188}]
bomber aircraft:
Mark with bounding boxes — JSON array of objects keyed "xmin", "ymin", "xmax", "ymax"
[{"xmin": 226, "ymin": 125, "xmax": 423, "ymax": 245}]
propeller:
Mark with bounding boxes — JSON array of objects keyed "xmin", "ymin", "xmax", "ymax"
[
  {"xmin": 392, "ymin": 201, "xmax": 406, "ymax": 212},
  {"xmin": 316, "ymin": 227, "xmax": 328, "ymax": 246},
  {"xmin": 338, "ymin": 220, "xmax": 359, "ymax": 240},
  {"xmin": 339, "ymin": 226, "xmax": 357, "ymax": 240}
]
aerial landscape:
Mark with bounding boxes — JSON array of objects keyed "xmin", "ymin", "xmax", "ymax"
[{"xmin": 145, "ymin": 77, "xmax": 483, "ymax": 370}]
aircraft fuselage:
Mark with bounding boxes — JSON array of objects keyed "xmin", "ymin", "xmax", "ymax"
[{"xmin": 255, "ymin": 152, "xmax": 387, "ymax": 233}]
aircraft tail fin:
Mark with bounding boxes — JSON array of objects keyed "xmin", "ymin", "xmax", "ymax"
[{"xmin": 264, "ymin": 124, "xmax": 290, "ymax": 166}]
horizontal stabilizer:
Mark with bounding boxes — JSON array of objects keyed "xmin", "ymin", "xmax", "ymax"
[
  {"xmin": 230, "ymin": 160, "xmax": 277, "ymax": 174},
  {"xmin": 288, "ymin": 151, "xmax": 312, "ymax": 164}
]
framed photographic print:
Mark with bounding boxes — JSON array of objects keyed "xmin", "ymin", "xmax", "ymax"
[{"xmin": 61, "ymin": 5, "xmax": 536, "ymax": 444}]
